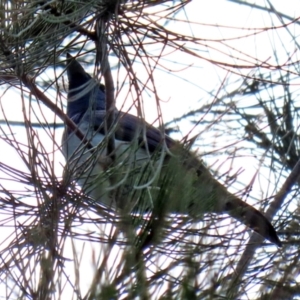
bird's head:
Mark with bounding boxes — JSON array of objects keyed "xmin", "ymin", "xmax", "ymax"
[{"xmin": 66, "ymin": 53, "xmax": 106, "ymax": 121}]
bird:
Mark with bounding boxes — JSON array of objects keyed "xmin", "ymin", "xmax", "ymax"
[{"xmin": 62, "ymin": 54, "xmax": 282, "ymax": 247}]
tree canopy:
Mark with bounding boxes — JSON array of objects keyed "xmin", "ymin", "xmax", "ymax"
[{"xmin": 0, "ymin": 1, "xmax": 298, "ymax": 299}]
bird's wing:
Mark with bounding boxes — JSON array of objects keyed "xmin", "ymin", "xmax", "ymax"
[
  {"xmin": 65, "ymin": 109, "xmax": 282, "ymax": 247},
  {"xmin": 81, "ymin": 110, "xmax": 175, "ymax": 151}
]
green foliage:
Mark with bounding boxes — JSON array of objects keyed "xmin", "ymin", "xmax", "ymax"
[{"xmin": 0, "ymin": 0, "xmax": 297, "ymax": 299}]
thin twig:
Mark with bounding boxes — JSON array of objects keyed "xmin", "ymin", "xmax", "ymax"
[{"xmin": 228, "ymin": 157, "xmax": 300, "ymax": 297}]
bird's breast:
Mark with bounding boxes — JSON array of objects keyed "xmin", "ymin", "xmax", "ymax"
[{"xmin": 62, "ymin": 121, "xmax": 153, "ymax": 208}]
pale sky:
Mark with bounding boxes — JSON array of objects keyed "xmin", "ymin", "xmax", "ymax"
[{"xmin": 0, "ymin": 0, "xmax": 299, "ymax": 298}]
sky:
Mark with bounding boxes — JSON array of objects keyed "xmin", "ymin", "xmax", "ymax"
[{"xmin": 0, "ymin": 0, "xmax": 299, "ymax": 298}]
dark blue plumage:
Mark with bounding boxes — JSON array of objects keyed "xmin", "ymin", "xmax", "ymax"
[
  {"xmin": 66, "ymin": 53, "xmax": 173, "ymax": 152},
  {"xmin": 62, "ymin": 54, "xmax": 282, "ymax": 247},
  {"xmin": 66, "ymin": 53, "xmax": 106, "ymax": 123}
]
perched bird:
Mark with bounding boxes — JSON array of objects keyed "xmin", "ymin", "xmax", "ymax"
[{"xmin": 62, "ymin": 54, "xmax": 281, "ymax": 247}]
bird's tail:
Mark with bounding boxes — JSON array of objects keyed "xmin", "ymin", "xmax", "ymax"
[{"xmin": 165, "ymin": 145, "xmax": 282, "ymax": 246}]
